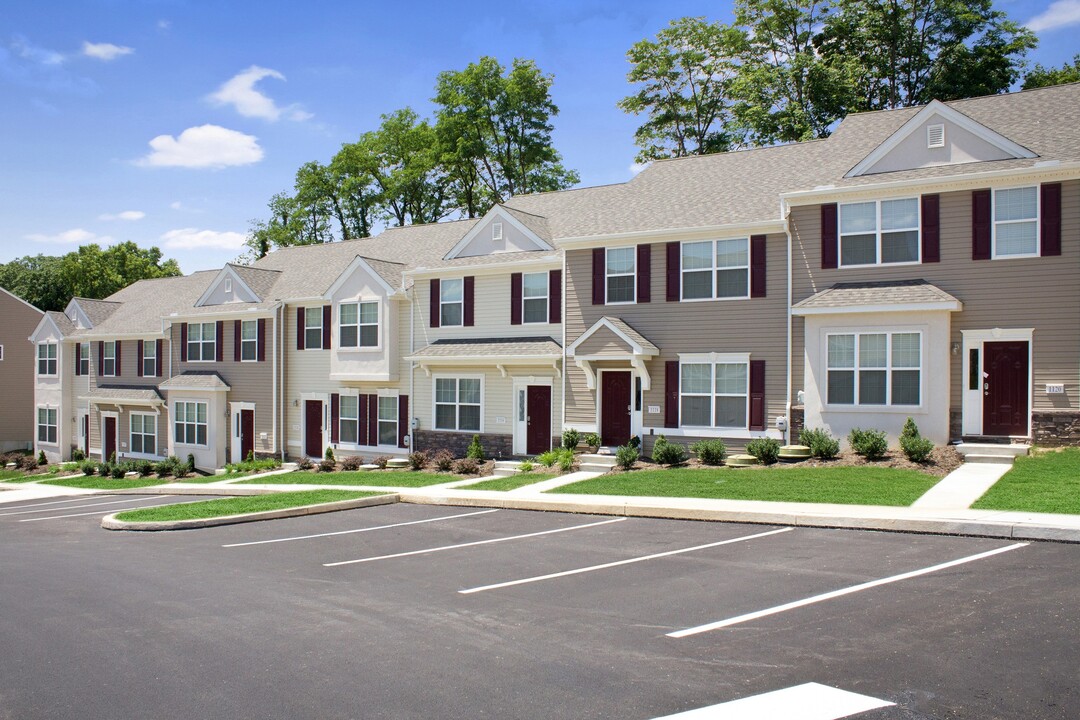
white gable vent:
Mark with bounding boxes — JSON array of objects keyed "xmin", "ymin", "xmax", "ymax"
[
  {"xmin": 927, "ymin": 123, "xmax": 945, "ymax": 149},
  {"xmin": 224, "ymin": 278, "xmax": 233, "ymax": 293},
  {"xmin": 492, "ymin": 222, "xmax": 503, "ymax": 241}
]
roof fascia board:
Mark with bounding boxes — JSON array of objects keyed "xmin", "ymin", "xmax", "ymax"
[
  {"xmin": 792, "ymin": 300, "xmax": 962, "ymax": 316},
  {"xmin": 195, "ymin": 265, "xmax": 261, "ymax": 307},
  {"xmin": 30, "ymin": 314, "xmax": 63, "ymax": 342},
  {"xmin": 408, "ymin": 355, "xmax": 561, "ymax": 364},
  {"xmin": 65, "ymin": 299, "xmax": 93, "ymax": 329},
  {"xmin": 323, "ymin": 256, "xmax": 399, "ymax": 299},
  {"xmin": 557, "ymin": 220, "xmax": 785, "ymax": 248},
  {"xmin": 165, "ymin": 303, "xmax": 282, "ymax": 323},
  {"xmin": 567, "ymin": 317, "xmax": 646, "ymax": 356},
  {"xmin": 404, "ymin": 254, "xmax": 562, "ymax": 278},
  {"xmin": 443, "ymin": 206, "xmax": 553, "ymax": 260}
]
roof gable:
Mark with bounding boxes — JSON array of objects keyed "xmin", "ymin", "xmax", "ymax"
[
  {"xmin": 324, "ymin": 256, "xmax": 401, "ymax": 300},
  {"xmin": 567, "ymin": 317, "xmax": 659, "ymax": 357},
  {"xmin": 443, "ymin": 206, "xmax": 553, "ymax": 260},
  {"xmin": 196, "ymin": 265, "xmax": 265, "ymax": 306}
]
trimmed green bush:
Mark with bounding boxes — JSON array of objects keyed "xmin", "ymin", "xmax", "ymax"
[
  {"xmin": 38, "ymin": 450, "xmax": 47, "ymax": 466},
  {"xmin": 615, "ymin": 444, "xmax": 639, "ymax": 470},
  {"xmin": 340, "ymin": 456, "xmax": 364, "ymax": 471},
  {"xmin": 518, "ymin": 459, "xmax": 534, "ymax": 473},
  {"xmin": 466, "ymin": 435, "xmax": 485, "ymax": 461},
  {"xmin": 690, "ymin": 438, "xmax": 727, "ymax": 465},
  {"xmin": 432, "ymin": 449, "xmax": 454, "ymax": 471},
  {"xmin": 651, "ymin": 436, "xmax": 688, "ymax": 466},
  {"xmin": 849, "ymin": 428, "xmax": 888, "ymax": 460},
  {"xmin": 110, "ymin": 463, "xmax": 126, "ymax": 479},
  {"xmin": 561, "ymin": 428, "xmax": 580, "ymax": 450},
  {"xmin": 800, "ymin": 428, "xmax": 840, "ymax": 460},
  {"xmin": 80, "ymin": 460, "xmax": 96, "ymax": 476},
  {"xmin": 373, "ymin": 456, "xmax": 389, "ymax": 470},
  {"xmin": 408, "ymin": 451, "xmax": 429, "ymax": 470},
  {"xmin": 901, "ymin": 417, "xmax": 919, "ymax": 441},
  {"xmin": 324, "ymin": 446, "xmax": 335, "ymax": 462},
  {"xmin": 135, "ymin": 460, "xmax": 154, "ymax": 477},
  {"xmin": 899, "ymin": 418, "xmax": 934, "ymax": 463},
  {"xmin": 584, "ymin": 432, "xmax": 601, "ymax": 449},
  {"xmin": 454, "ymin": 457, "xmax": 480, "ymax": 475},
  {"xmin": 317, "ymin": 459, "xmax": 336, "ymax": 473},
  {"xmin": 746, "ymin": 437, "xmax": 781, "ymax": 465},
  {"xmin": 296, "ymin": 457, "xmax": 315, "ymax": 471},
  {"xmin": 71, "ymin": 448, "xmax": 86, "ymax": 462}
]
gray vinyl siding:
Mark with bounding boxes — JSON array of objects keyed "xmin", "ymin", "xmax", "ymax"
[{"xmin": 0, "ymin": 292, "xmax": 42, "ymax": 447}]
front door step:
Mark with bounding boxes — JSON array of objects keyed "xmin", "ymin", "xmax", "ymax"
[{"xmin": 955, "ymin": 442, "xmax": 1030, "ymax": 465}]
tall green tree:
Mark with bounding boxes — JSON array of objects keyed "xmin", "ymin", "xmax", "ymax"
[
  {"xmin": 1022, "ymin": 54, "xmax": 1080, "ymax": 89},
  {"xmin": 0, "ymin": 254, "xmax": 67, "ymax": 312}
]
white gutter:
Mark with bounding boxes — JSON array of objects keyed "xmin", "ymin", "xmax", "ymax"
[
  {"xmin": 404, "ymin": 255, "xmax": 562, "ymax": 277},
  {"xmin": 556, "ymin": 220, "xmax": 785, "ymax": 247},
  {"xmin": 782, "ymin": 198, "xmax": 793, "ymax": 447}
]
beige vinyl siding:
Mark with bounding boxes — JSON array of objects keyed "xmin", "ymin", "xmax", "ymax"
[
  {"xmin": 790, "ymin": 180, "xmax": 1080, "ymax": 414},
  {"xmin": 0, "ymin": 292, "xmax": 42, "ymax": 447},
  {"xmin": 93, "ymin": 338, "xmax": 166, "ymax": 388},
  {"xmin": 283, "ymin": 305, "xmax": 342, "ymax": 455}
]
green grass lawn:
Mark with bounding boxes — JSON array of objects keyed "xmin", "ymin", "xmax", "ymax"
[
  {"xmin": 41, "ymin": 476, "xmax": 168, "ymax": 490},
  {"xmin": 464, "ymin": 474, "xmax": 557, "ymax": 491},
  {"xmin": 0, "ymin": 470, "xmax": 58, "ymax": 483},
  {"xmin": 972, "ymin": 449, "xmax": 1080, "ymax": 515},
  {"xmin": 552, "ymin": 466, "xmax": 940, "ymax": 506},
  {"xmin": 114, "ymin": 489, "xmax": 380, "ymax": 522},
  {"xmin": 234, "ymin": 471, "xmax": 461, "ymax": 488}
]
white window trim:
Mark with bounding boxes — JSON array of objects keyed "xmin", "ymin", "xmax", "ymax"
[
  {"xmin": 0, "ymin": 344, "xmax": 4, "ymax": 362},
  {"xmin": 521, "ymin": 272, "xmax": 550, "ymax": 324},
  {"xmin": 37, "ymin": 406, "xmax": 58, "ymax": 445},
  {"xmin": 337, "ymin": 299, "xmax": 382, "ymax": 352},
  {"xmin": 677, "ymin": 352, "xmax": 751, "ymax": 430},
  {"xmin": 37, "ymin": 342, "xmax": 58, "ymax": 377},
  {"xmin": 605, "ymin": 246, "xmax": 637, "ymax": 305},
  {"xmin": 839, "ymin": 197, "xmax": 922, "ymax": 268},
  {"xmin": 824, "ymin": 331, "xmax": 923, "ymax": 409},
  {"xmin": 991, "ymin": 184, "xmax": 1040, "ymax": 260},
  {"xmin": 79, "ymin": 343, "xmax": 90, "ymax": 376},
  {"xmin": 338, "ymin": 393, "xmax": 360, "ymax": 446},
  {"xmin": 432, "ymin": 374, "xmax": 484, "ymax": 433},
  {"xmin": 680, "ymin": 238, "xmax": 750, "ymax": 302},
  {"xmin": 440, "ymin": 278, "xmax": 465, "ymax": 327},
  {"xmin": 240, "ymin": 319, "xmax": 259, "ymax": 362},
  {"xmin": 129, "ymin": 411, "xmax": 159, "ymax": 457},
  {"xmin": 333, "ymin": 391, "xmax": 402, "ymax": 450},
  {"xmin": 303, "ymin": 307, "xmax": 324, "ymax": 350},
  {"xmin": 187, "ymin": 322, "xmax": 217, "ymax": 364},
  {"xmin": 102, "ymin": 341, "xmax": 117, "ymax": 377},
  {"xmin": 173, "ymin": 400, "xmax": 209, "ymax": 447},
  {"xmin": 142, "ymin": 340, "xmax": 158, "ymax": 376},
  {"xmin": 376, "ymin": 395, "xmax": 399, "ymax": 447}
]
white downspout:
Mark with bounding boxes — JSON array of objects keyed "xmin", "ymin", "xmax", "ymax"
[
  {"xmin": 271, "ymin": 303, "xmax": 278, "ymax": 460},
  {"xmin": 561, "ymin": 253, "xmax": 567, "ymax": 439},
  {"xmin": 782, "ymin": 198, "xmax": 794, "ymax": 446},
  {"xmin": 408, "ymin": 284, "xmax": 416, "ymax": 451},
  {"xmin": 278, "ymin": 303, "xmax": 285, "ymax": 462}
]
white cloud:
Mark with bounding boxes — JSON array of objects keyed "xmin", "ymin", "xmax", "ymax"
[
  {"xmin": 629, "ymin": 162, "xmax": 649, "ymax": 176},
  {"xmin": 82, "ymin": 41, "xmax": 134, "ymax": 61},
  {"xmin": 1027, "ymin": 0, "xmax": 1080, "ymax": 31},
  {"xmin": 157, "ymin": 20, "xmax": 171, "ymax": 31},
  {"xmin": 98, "ymin": 210, "xmax": 145, "ymax": 221},
  {"xmin": 12, "ymin": 36, "xmax": 64, "ymax": 66},
  {"xmin": 208, "ymin": 65, "xmax": 310, "ymax": 121},
  {"xmin": 169, "ymin": 201, "xmax": 184, "ymax": 210},
  {"xmin": 160, "ymin": 228, "xmax": 247, "ymax": 250},
  {"xmin": 138, "ymin": 124, "xmax": 263, "ymax": 169},
  {"xmin": 26, "ymin": 228, "xmax": 113, "ymax": 245}
]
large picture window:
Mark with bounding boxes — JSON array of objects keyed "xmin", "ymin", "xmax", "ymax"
[
  {"xmin": 340, "ymin": 302, "xmax": 378, "ymax": 348},
  {"xmin": 680, "ymin": 359, "xmax": 748, "ymax": 428},
  {"xmin": 682, "ymin": 238, "xmax": 749, "ymax": 300},
  {"xmin": 827, "ymin": 332, "xmax": 921, "ymax": 406},
  {"xmin": 174, "ymin": 401, "xmax": 208, "ymax": 446},
  {"xmin": 839, "ymin": 198, "xmax": 920, "ymax": 266},
  {"xmin": 378, "ymin": 396, "xmax": 398, "ymax": 446},
  {"xmin": 37, "ymin": 343, "xmax": 57, "ymax": 376},
  {"xmin": 522, "ymin": 272, "xmax": 549, "ymax": 322},
  {"xmin": 187, "ymin": 323, "xmax": 216, "ymax": 362},
  {"xmin": 339, "ymin": 395, "xmax": 359, "ymax": 444},
  {"xmin": 993, "ymin": 186, "xmax": 1038, "ymax": 257},
  {"xmin": 434, "ymin": 377, "xmax": 481, "ymax": 432},
  {"xmin": 130, "ymin": 413, "xmax": 156, "ymax": 455},
  {"xmin": 37, "ymin": 407, "xmax": 57, "ymax": 444},
  {"xmin": 605, "ymin": 247, "xmax": 635, "ymax": 304},
  {"xmin": 440, "ymin": 279, "xmax": 464, "ymax": 327}
]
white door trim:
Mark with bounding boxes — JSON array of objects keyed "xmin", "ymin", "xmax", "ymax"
[
  {"xmin": 230, "ymin": 401, "xmax": 256, "ymax": 464},
  {"xmin": 961, "ymin": 328, "xmax": 1033, "ymax": 437},
  {"xmin": 512, "ymin": 377, "xmax": 554, "ymax": 455}
]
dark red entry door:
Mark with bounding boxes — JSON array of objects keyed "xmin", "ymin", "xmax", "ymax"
[
  {"xmin": 304, "ymin": 401, "xmax": 323, "ymax": 457},
  {"xmin": 240, "ymin": 409, "xmax": 255, "ymax": 461},
  {"xmin": 526, "ymin": 386, "xmax": 552, "ymax": 455},
  {"xmin": 103, "ymin": 416, "xmax": 117, "ymax": 462},
  {"xmin": 983, "ymin": 341, "xmax": 1029, "ymax": 436},
  {"xmin": 600, "ymin": 371, "xmax": 632, "ymax": 446}
]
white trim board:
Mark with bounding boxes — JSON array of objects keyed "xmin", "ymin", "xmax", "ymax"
[{"xmin": 443, "ymin": 206, "xmax": 553, "ymax": 260}]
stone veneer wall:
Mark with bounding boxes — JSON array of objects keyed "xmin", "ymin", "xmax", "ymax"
[
  {"xmin": 414, "ymin": 429, "xmax": 513, "ymax": 459},
  {"xmin": 1032, "ymin": 411, "xmax": 1080, "ymax": 447}
]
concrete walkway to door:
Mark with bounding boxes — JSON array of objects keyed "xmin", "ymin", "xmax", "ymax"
[{"xmin": 912, "ymin": 462, "xmax": 1013, "ymax": 510}]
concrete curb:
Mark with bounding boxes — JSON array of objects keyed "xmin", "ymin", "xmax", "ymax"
[
  {"xmin": 100, "ymin": 493, "xmax": 399, "ymax": 531},
  {"xmin": 110, "ymin": 485, "xmax": 284, "ymax": 496}
]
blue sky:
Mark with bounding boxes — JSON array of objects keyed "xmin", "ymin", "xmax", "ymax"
[{"xmin": 1, "ymin": 0, "xmax": 1077, "ymax": 274}]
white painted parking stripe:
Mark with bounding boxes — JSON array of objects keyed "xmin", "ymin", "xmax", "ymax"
[
  {"xmin": 0, "ymin": 495, "xmax": 110, "ymax": 511},
  {"xmin": 651, "ymin": 682, "xmax": 893, "ymax": 719},
  {"xmin": 324, "ymin": 516, "xmax": 628, "ymax": 567},
  {"xmin": 19, "ymin": 497, "xmax": 179, "ymax": 522},
  {"xmin": 0, "ymin": 496, "xmax": 166, "ymax": 517},
  {"xmin": 669, "ymin": 542, "xmax": 1027, "ymax": 638},
  {"xmin": 222, "ymin": 509, "xmax": 500, "ymax": 548},
  {"xmin": 459, "ymin": 527, "xmax": 793, "ymax": 595}
]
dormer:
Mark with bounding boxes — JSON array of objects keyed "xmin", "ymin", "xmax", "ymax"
[
  {"xmin": 322, "ymin": 256, "xmax": 405, "ymax": 382},
  {"xmin": 195, "ymin": 264, "xmax": 280, "ymax": 307},
  {"xmin": 443, "ymin": 205, "xmax": 553, "ymax": 260},
  {"xmin": 846, "ymin": 100, "xmax": 1037, "ymax": 178}
]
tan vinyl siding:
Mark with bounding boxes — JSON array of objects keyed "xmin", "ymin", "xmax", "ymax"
[{"xmin": 0, "ymin": 292, "xmax": 41, "ymax": 447}]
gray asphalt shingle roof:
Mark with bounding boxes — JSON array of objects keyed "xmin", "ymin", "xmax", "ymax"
[
  {"xmin": 81, "ymin": 386, "xmax": 165, "ymax": 404},
  {"xmin": 793, "ymin": 279, "xmax": 962, "ymax": 311},
  {"xmin": 72, "ymin": 298, "xmax": 121, "ymax": 326},
  {"xmin": 158, "ymin": 371, "xmax": 232, "ymax": 390},
  {"xmin": 408, "ymin": 337, "xmax": 562, "ymax": 359}
]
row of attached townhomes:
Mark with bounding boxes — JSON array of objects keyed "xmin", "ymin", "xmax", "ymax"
[{"xmin": 31, "ymin": 84, "xmax": 1080, "ymax": 469}]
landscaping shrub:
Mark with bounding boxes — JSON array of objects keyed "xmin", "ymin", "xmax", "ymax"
[
  {"xmin": 615, "ymin": 444, "xmax": 638, "ymax": 470},
  {"xmin": 899, "ymin": 418, "xmax": 934, "ymax": 463},
  {"xmin": 324, "ymin": 446, "xmax": 335, "ymax": 462},
  {"xmin": 108, "ymin": 452, "xmax": 117, "ymax": 464},
  {"xmin": 454, "ymin": 457, "xmax": 480, "ymax": 475},
  {"xmin": 174, "ymin": 456, "xmax": 191, "ymax": 479},
  {"xmin": 518, "ymin": 460, "xmax": 534, "ymax": 473},
  {"xmin": 690, "ymin": 438, "xmax": 727, "ymax": 465},
  {"xmin": 186, "ymin": 454, "xmax": 196, "ymax": 474},
  {"xmin": 246, "ymin": 450, "xmax": 256, "ymax": 463},
  {"xmin": 901, "ymin": 417, "xmax": 919, "ymax": 441},
  {"xmin": 297, "ymin": 457, "xmax": 315, "ymax": 471},
  {"xmin": 584, "ymin": 432, "xmax": 601, "ymax": 449},
  {"xmin": 432, "ymin": 449, "xmax": 454, "ymax": 472},
  {"xmin": 98, "ymin": 462, "xmax": 112, "ymax": 477},
  {"xmin": 408, "ymin": 450, "xmax": 429, "ymax": 471},
  {"xmin": 466, "ymin": 435, "xmax": 485, "ymax": 461},
  {"xmin": 80, "ymin": 460, "xmax": 96, "ymax": 476},
  {"xmin": 317, "ymin": 459, "xmax": 336, "ymax": 473},
  {"xmin": 135, "ymin": 460, "xmax": 154, "ymax": 477},
  {"xmin": 38, "ymin": 450, "xmax": 47, "ymax": 466},
  {"xmin": 800, "ymin": 427, "xmax": 840, "ymax": 459},
  {"xmin": 746, "ymin": 437, "xmax": 781, "ymax": 465},
  {"xmin": 110, "ymin": 463, "xmax": 127, "ymax": 479},
  {"xmin": 628, "ymin": 435, "xmax": 641, "ymax": 450},
  {"xmin": 340, "ymin": 456, "xmax": 364, "ymax": 471},
  {"xmin": 849, "ymin": 428, "xmax": 888, "ymax": 460},
  {"xmin": 71, "ymin": 448, "xmax": 86, "ymax": 462},
  {"xmin": 537, "ymin": 448, "xmax": 574, "ymax": 471},
  {"xmin": 373, "ymin": 456, "xmax": 389, "ymax": 470},
  {"xmin": 22, "ymin": 456, "xmax": 38, "ymax": 471},
  {"xmin": 651, "ymin": 435, "xmax": 688, "ymax": 466},
  {"xmin": 561, "ymin": 428, "xmax": 580, "ymax": 451}
]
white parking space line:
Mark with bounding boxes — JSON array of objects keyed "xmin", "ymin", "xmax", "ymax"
[
  {"xmin": 19, "ymin": 497, "xmax": 179, "ymax": 522},
  {"xmin": 0, "ymin": 496, "xmax": 113, "ymax": 511},
  {"xmin": 324, "ymin": 516, "xmax": 628, "ymax": 567},
  {"xmin": 651, "ymin": 682, "xmax": 893, "ymax": 719},
  {"xmin": 0, "ymin": 496, "xmax": 167, "ymax": 518},
  {"xmin": 669, "ymin": 542, "xmax": 1027, "ymax": 638},
  {"xmin": 459, "ymin": 527, "xmax": 793, "ymax": 595},
  {"xmin": 222, "ymin": 509, "xmax": 500, "ymax": 548}
]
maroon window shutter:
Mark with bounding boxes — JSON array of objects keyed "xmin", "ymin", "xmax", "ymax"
[
  {"xmin": 548, "ymin": 269, "xmax": 562, "ymax": 324},
  {"xmin": 821, "ymin": 204, "xmax": 838, "ymax": 269},
  {"xmin": 510, "ymin": 272, "xmax": 523, "ymax": 325},
  {"xmin": 367, "ymin": 394, "xmax": 378, "ymax": 447},
  {"xmin": 98, "ymin": 341, "xmax": 104, "ymax": 376},
  {"xmin": 972, "ymin": 189, "xmax": 992, "ymax": 260},
  {"xmin": 234, "ymin": 320, "xmax": 242, "ymax": 362},
  {"xmin": 296, "ymin": 308, "xmax": 305, "ymax": 350},
  {"xmin": 637, "ymin": 244, "xmax": 651, "ymax": 303},
  {"xmin": 115, "ymin": 340, "xmax": 121, "ymax": 376},
  {"xmin": 1041, "ymin": 183, "xmax": 1062, "ymax": 257},
  {"xmin": 591, "ymin": 248, "xmax": 605, "ymax": 305},
  {"xmin": 137, "ymin": 340, "xmax": 144, "ymax": 377},
  {"xmin": 664, "ymin": 361, "xmax": 679, "ymax": 428},
  {"xmin": 180, "ymin": 324, "xmax": 188, "ymax": 362},
  {"xmin": 429, "ymin": 279, "xmax": 440, "ymax": 328},
  {"xmin": 921, "ymin": 194, "xmax": 940, "ymax": 263},
  {"xmin": 330, "ymin": 393, "xmax": 340, "ymax": 444},
  {"xmin": 666, "ymin": 242, "xmax": 680, "ymax": 302},
  {"xmin": 358, "ymin": 395, "xmax": 369, "ymax": 447},
  {"xmin": 257, "ymin": 319, "xmax": 266, "ymax": 362},
  {"xmin": 464, "ymin": 276, "xmax": 475, "ymax": 327},
  {"xmin": 215, "ymin": 321, "xmax": 224, "ymax": 362},
  {"xmin": 750, "ymin": 235, "xmax": 767, "ymax": 297},
  {"xmin": 398, "ymin": 395, "xmax": 409, "ymax": 448},
  {"xmin": 156, "ymin": 339, "xmax": 163, "ymax": 377},
  {"xmin": 75, "ymin": 346, "xmax": 81, "ymax": 376},
  {"xmin": 322, "ymin": 305, "xmax": 332, "ymax": 349},
  {"xmin": 749, "ymin": 360, "xmax": 766, "ymax": 431}
]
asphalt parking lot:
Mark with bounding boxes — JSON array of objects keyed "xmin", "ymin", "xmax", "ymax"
[{"xmin": 1, "ymin": 495, "xmax": 1077, "ymax": 719}]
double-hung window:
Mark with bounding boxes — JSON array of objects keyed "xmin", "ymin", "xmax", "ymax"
[
  {"xmin": 839, "ymin": 198, "xmax": 919, "ymax": 266},
  {"xmin": 304, "ymin": 308, "xmax": 323, "ymax": 349},
  {"xmin": 378, "ymin": 397, "xmax": 398, "ymax": 446},
  {"xmin": 37, "ymin": 407, "xmax": 57, "ymax": 444},
  {"xmin": 187, "ymin": 323, "xmax": 216, "ymax": 361},
  {"xmin": 102, "ymin": 342, "xmax": 116, "ymax": 376},
  {"xmin": 993, "ymin": 186, "xmax": 1038, "ymax": 257},
  {"xmin": 79, "ymin": 343, "xmax": 90, "ymax": 376},
  {"xmin": 440, "ymin": 279, "xmax": 464, "ymax": 327},
  {"xmin": 680, "ymin": 359, "xmax": 749, "ymax": 428},
  {"xmin": 174, "ymin": 401, "xmax": 208, "ymax": 445},
  {"xmin": 339, "ymin": 302, "xmax": 379, "ymax": 348},
  {"xmin": 827, "ymin": 332, "xmax": 921, "ymax": 406},
  {"xmin": 522, "ymin": 272, "xmax": 549, "ymax": 323},
  {"xmin": 142, "ymin": 341, "xmax": 157, "ymax": 376},
  {"xmin": 37, "ymin": 343, "xmax": 57, "ymax": 376},
  {"xmin": 434, "ymin": 377, "xmax": 481, "ymax": 432},
  {"xmin": 682, "ymin": 238, "xmax": 749, "ymax": 300},
  {"xmin": 240, "ymin": 320, "xmax": 258, "ymax": 361},
  {"xmin": 605, "ymin": 248, "xmax": 635, "ymax": 303},
  {"xmin": 130, "ymin": 414, "xmax": 156, "ymax": 455},
  {"xmin": 339, "ymin": 395, "xmax": 359, "ymax": 444}
]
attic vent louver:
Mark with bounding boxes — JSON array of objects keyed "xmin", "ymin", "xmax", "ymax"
[
  {"xmin": 492, "ymin": 222, "xmax": 503, "ymax": 241},
  {"xmin": 927, "ymin": 123, "xmax": 945, "ymax": 149},
  {"xmin": 225, "ymin": 278, "xmax": 233, "ymax": 293}
]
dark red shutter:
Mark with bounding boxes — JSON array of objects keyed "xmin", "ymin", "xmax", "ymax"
[
  {"xmin": 75, "ymin": 346, "xmax": 81, "ymax": 376},
  {"xmin": 180, "ymin": 324, "xmax": 187, "ymax": 362},
  {"xmin": 156, "ymin": 339, "xmax": 163, "ymax": 377},
  {"xmin": 367, "ymin": 394, "xmax": 378, "ymax": 447},
  {"xmin": 257, "ymin": 319, "xmax": 266, "ymax": 362},
  {"xmin": 137, "ymin": 340, "xmax": 144, "ymax": 377},
  {"xmin": 215, "ymin": 321, "xmax": 224, "ymax": 362},
  {"xmin": 464, "ymin": 276, "xmax": 475, "ymax": 327},
  {"xmin": 358, "ymin": 395, "xmax": 369, "ymax": 447},
  {"xmin": 665, "ymin": 361, "xmax": 679, "ymax": 429},
  {"xmin": 322, "ymin": 305, "xmax": 331, "ymax": 349},
  {"xmin": 972, "ymin": 189, "xmax": 992, "ymax": 260},
  {"xmin": 98, "ymin": 341, "xmax": 104, "ymax": 376},
  {"xmin": 921, "ymin": 194, "xmax": 940, "ymax": 263},
  {"xmin": 821, "ymin": 204, "xmax": 838, "ymax": 269},
  {"xmin": 666, "ymin": 242, "xmax": 680, "ymax": 302},
  {"xmin": 1041, "ymin": 183, "xmax": 1062, "ymax": 257},
  {"xmin": 750, "ymin": 235, "xmax": 767, "ymax": 297},
  {"xmin": 592, "ymin": 248, "xmax": 605, "ymax": 305},
  {"xmin": 637, "ymin": 244, "xmax": 651, "ymax": 303},
  {"xmin": 296, "ymin": 307, "xmax": 305, "ymax": 350},
  {"xmin": 115, "ymin": 340, "xmax": 121, "ymax": 376},
  {"xmin": 510, "ymin": 272, "xmax": 523, "ymax": 325},
  {"xmin": 749, "ymin": 360, "xmax": 766, "ymax": 431},
  {"xmin": 429, "ymin": 279, "xmax": 440, "ymax": 328},
  {"xmin": 234, "ymin": 320, "xmax": 242, "ymax": 362},
  {"xmin": 398, "ymin": 395, "xmax": 409, "ymax": 448},
  {"xmin": 548, "ymin": 269, "xmax": 562, "ymax": 324},
  {"xmin": 330, "ymin": 393, "xmax": 340, "ymax": 444}
]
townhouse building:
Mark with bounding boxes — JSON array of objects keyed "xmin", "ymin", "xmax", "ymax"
[{"xmin": 0, "ymin": 288, "xmax": 43, "ymax": 452}]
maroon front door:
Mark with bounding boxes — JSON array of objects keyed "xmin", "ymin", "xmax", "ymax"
[
  {"xmin": 240, "ymin": 409, "xmax": 255, "ymax": 462},
  {"xmin": 600, "ymin": 371, "xmax": 632, "ymax": 446},
  {"xmin": 304, "ymin": 401, "xmax": 323, "ymax": 458},
  {"xmin": 103, "ymin": 416, "xmax": 117, "ymax": 462},
  {"xmin": 983, "ymin": 341, "xmax": 1029, "ymax": 436},
  {"xmin": 526, "ymin": 386, "xmax": 552, "ymax": 455}
]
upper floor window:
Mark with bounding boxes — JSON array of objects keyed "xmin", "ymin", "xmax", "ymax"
[
  {"xmin": 340, "ymin": 302, "xmax": 378, "ymax": 348},
  {"xmin": 304, "ymin": 308, "xmax": 323, "ymax": 349},
  {"xmin": 187, "ymin": 323, "xmax": 216, "ymax": 362},
  {"xmin": 37, "ymin": 343, "xmax": 57, "ymax": 376},
  {"xmin": 827, "ymin": 331, "xmax": 921, "ymax": 406},
  {"xmin": 440, "ymin": 279, "xmax": 464, "ymax": 327},
  {"xmin": 240, "ymin": 320, "xmax": 258, "ymax": 361},
  {"xmin": 680, "ymin": 359, "xmax": 748, "ymax": 429},
  {"xmin": 993, "ymin": 186, "xmax": 1038, "ymax": 258},
  {"xmin": 682, "ymin": 238, "xmax": 748, "ymax": 300},
  {"xmin": 79, "ymin": 343, "xmax": 90, "ymax": 376},
  {"xmin": 142, "ymin": 341, "xmax": 157, "ymax": 376},
  {"xmin": 840, "ymin": 198, "xmax": 919, "ymax": 266},
  {"xmin": 174, "ymin": 401, "xmax": 208, "ymax": 446},
  {"xmin": 522, "ymin": 272, "xmax": 549, "ymax": 323},
  {"xmin": 37, "ymin": 407, "xmax": 57, "ymax": 444},
  {"xmin": 102, "ymin": 341, "xmax": 117, "ymax": 376},
  {"xmin": 605, "ymin": 247, "xmax": 636, "ymax": 304}
]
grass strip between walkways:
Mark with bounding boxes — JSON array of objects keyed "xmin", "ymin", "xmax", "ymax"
[
  {"xmin": 114, "ymin": 490, "xmax": 382, "ymax": 522},
  {"xmin": 464, "ymin": 474, "xmax": 558, "ymax": 491},
  {"xmin": 551, "ymin": 466, "xmax": 938, "ymax": 506},
  {"xmin": 235, "ymin": 471, "xmax": 461, "ymax": 487},
  {"xmin": 972, "ymin": 449, "xmax": 1080, "ymax": 515},
  {"xmin": 41, "ymin": 476, "xmax": 169, "ymax": 490}
]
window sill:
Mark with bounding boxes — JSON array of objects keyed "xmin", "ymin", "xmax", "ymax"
[
  {"xmin": 991, "ymin": 252, "xmax": 1040, "ymax": 260},
  {"xmin": 822, "ymin": 404, "xmax": 928, "ymax": 414},
  {"xmin": 649, "ymin": 427, "xmax": 782, "ymax": 440},
  {"xmin": 678, "ymin": 295, "xmax": 751, "ymax": 303},
  {"xmin": 335, "ymin": 347, "xmax": 383, "ymax": 354},
  {"xmin": 839, "ymin": 260, "xmax": 922, "ymax": 269}
]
